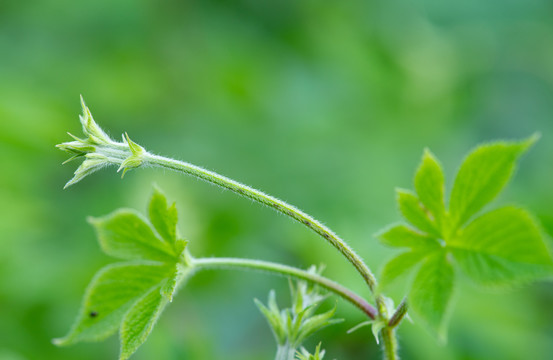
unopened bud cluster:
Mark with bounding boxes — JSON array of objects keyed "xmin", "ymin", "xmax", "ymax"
[{"xmin": 57, "ymin": 96, "xmax": 147, "ymax": 188}]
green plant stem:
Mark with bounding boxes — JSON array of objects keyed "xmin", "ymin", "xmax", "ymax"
[
  {"xmin": 374, "ymin": 295, "xmax": 401, "ymax": 360},
  {"xmin": 145, "ymin": 153, "xmax": 378, "ymax": 293},
  {"xmin": 275, "ymin": 342, "xmax": 297, "ymax": 360},
  {"xmin": 190, "ymin": 257, "xmax": 377, "ymax": 319},
  {"xmin": 381, "ymin": 327, "xmax": 399, "ymax": 360}
]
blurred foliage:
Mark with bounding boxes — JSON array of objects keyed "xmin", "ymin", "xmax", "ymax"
[{"xmin": 1, "ymin": 0, "xmax": 553, "ymax": 359}]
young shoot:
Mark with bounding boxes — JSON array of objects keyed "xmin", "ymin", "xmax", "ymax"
[
  {"xmin": 56, "ymin": 97, "xmax": 553, "ymax": 359},
  {"xmin": 255, "ymin": 266, "xmax": 342, "ymax": 360}
]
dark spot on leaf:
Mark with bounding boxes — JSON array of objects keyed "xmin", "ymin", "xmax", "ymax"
[{"xmin": 89, "ymin": 311, "xmax": 98, "ymax": 318}]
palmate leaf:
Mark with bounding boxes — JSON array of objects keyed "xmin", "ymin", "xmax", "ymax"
[
  {"xmin": 55, "ymin": 188, "xmax": 189, "ymax": 360},
  {"xmin": 378, "ymin": 135, "xmax": 553, "ymax": 339}
]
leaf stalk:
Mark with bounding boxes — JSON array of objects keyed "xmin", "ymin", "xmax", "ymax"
[{"xmin": 190, "ymin": 256, "xmax": 377, "ymax": 320}]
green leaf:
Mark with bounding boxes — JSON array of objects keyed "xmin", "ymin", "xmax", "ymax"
[
  {"xmin": 380, "ymin": 251, "xmax": 428, "ymax": 288},
  {"xmin": 255, "ymin": 291, "xmax": 287, "ymax": 346},
  {"xmin": 148, "ymin": 187, "xmax": 179, "ymax": 246},
  {"xmin": 448, "ymin": 206, "xmax": 553, "ymax": 286},
  {"xmin": 396, "ymin": 189, "xmax": 440, "ymax": 237},
  {"xmin": 53, "ymin": 262, "xmax": 174, "ymax": 346},
  {"xmin": 449, "ymin": 136, "xmax": 537, "ymax": 229},
  {"xmin": 160, "ymin": 262, "xmax": 194, "ymax": 301},
  {"xmin": 120, "ymin": 285, "xmax": 168, "ymax": 360},
  {"xmin": 89, "ymin": 210, "xmax": 176, "ymax": 262},
  {"xmin": 377, "ymin": 224, "xmax": 440, "ymax": 250},
  {"xmin": 296, "ymin": 305, "xmax": 343, "ymax": 344},
  {"xmin": 56, "ymin": 186, "xmax": 192, "ymax": 359},
  {"xmin": 414, "ymin": 149, "xmax": 446, "ymax": 228},
  {"xmin": 409, "ymin": 251, "xmax": 455, "ymax": 341}
]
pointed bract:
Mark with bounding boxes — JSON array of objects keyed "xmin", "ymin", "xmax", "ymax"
[{"xmin": 58, "ymin": 97, "xmax": 149, "ymax": 188}]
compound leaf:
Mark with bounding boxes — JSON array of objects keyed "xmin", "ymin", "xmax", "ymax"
[
  {"xmin": 409, "ymin": 251, "xmax": 454, "ymax": 341},
  {"xmin": 378, "ymin": 136, "xmax": 542, "ymax": 341},
  {"xmin": 56, "ymin": 186, "xmax": 191, "ymax": 359},
  {"xmin": 448, "ymin": 206, "xmax": 553, "ymax": 286},
  {"xmin": 449, "ymin": 136, "xmax": 537, "ymax": 229},
  {"xmin": 89, "ymin": 210, "xmax": 176, "ymax": 262}
]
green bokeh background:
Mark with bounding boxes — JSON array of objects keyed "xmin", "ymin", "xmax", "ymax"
[{"xmin": 1, "ymin": 0, "xmax": 553, "ymax": 359}]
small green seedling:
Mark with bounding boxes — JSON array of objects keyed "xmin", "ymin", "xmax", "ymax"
[
  {"xmin": 255, "ymin": 266, "xmax": 343, "ymax": 359},
  {"xmin": 55, "ymin": 97, "xmax": 553, "ymax": 359}
]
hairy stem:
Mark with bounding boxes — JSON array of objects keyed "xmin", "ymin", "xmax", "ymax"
[
  {"xmin": 375, "ymin": 295, "xmax": 401, "ymax": 360},
  {"xmin": 146, "ymin": 153, "xmax": 377, "ymax": 293},
  {"xmin": 381, "ymin": 327, "xmax": 399, "ymax": 360},
  {"xmin": 190, "ymin": 257, "xmax": 377, "ymax": 319},
  {"xmin": 388, "ymin": 297, "xmax": 408, "ymax": 328}
]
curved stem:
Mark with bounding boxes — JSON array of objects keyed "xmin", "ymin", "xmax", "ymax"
[
  {"xmin": 190, "ymin": 256, "xmax": 377, "ymax": 319},
  {"xmin": 146, "ymin": 153, "xmax": 378, "ymax": 293}
]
